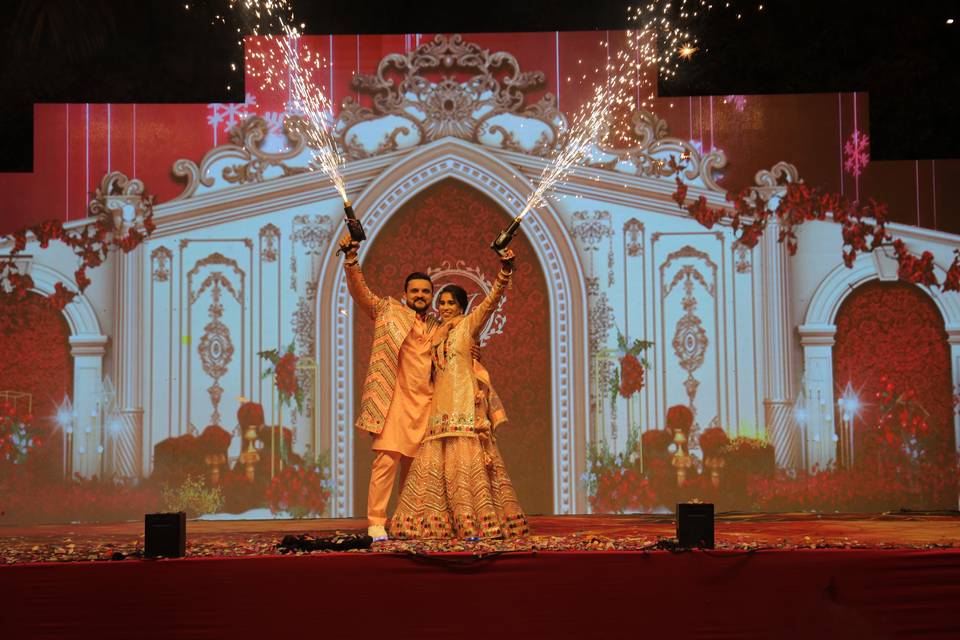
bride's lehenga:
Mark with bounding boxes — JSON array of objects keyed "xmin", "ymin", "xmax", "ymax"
[{"xmin": 389, "ymin": 269, "xmax": 529, "ymax": 539}]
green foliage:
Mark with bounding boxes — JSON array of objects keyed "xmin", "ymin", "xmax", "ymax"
[
  {"xmin": 583, "ymin": 428, "xmax": 641, "ymax": 497},
  {"xmin": 609, "ymin": 328, "xmax": 654, "ymax": 404},
  {"xmin": 160, "ymin": 475, "xmax": 224, "ymax": 518},
  {"xmin": 616, "ymin": 328, "xmax": 654, "ymax": 359}
]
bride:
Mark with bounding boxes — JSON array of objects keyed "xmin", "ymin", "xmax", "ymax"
[{"xmin": 390, "ymin": 249, "xmax": 528, "ymax": 539}]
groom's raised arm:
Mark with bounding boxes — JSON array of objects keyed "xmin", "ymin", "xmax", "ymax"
[{"xmin": 340, "ymin": 232, "xmax": 380, "ymax": 320}]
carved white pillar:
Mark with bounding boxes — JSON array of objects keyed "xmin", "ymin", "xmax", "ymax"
[
  {"xmin": 69, "ymin": 335, "xmax": 108, "ymax": 478},
  {"xmin": 947, "ymin": 324, "xmax": 960, "ymax": 454},
  {"xmin": 113, "ymin": 245, "xmax": 146, "ymax": 479},
  {"xmin": 761, "ymin": 222, "xmax": 800, "ymax": 469},
  {"xmin": 798, "ymin": 324, "xmax": 837, "ymax": 470}
]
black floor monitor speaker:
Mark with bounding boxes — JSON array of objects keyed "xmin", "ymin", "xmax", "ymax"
[
  {"xmin": 677, "ymin": 503, "xmax": 714, "ymax": 548},
  {"xmin": 145, "ymin": 512, "xmax": 186, "ymax": 558}
]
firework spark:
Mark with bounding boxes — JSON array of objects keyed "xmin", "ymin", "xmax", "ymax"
[
  {"xmin": 516, "ymin": 1, "xmax": 719, "ymax": 219},
  {"xmin": 219, "ymin": 0, "xmax": 722, "ymax": 218},
  {"xmin": 229, "ymin": 1, "xmax": 348, "ymax": 201},
  {"xmin": 516, "ymin": 34, "xmax": 655, "ymax": 217}
]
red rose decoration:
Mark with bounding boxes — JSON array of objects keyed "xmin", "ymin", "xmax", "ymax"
[
  {"xmin": 641, "ymin": 429, "xmax": 673, "ymax": 455},
  {"xmin": 942, "ymin": 250, "xmax": 960, "ymax": 293},
  {"xmin": 198, "ymin": 425, "xmax": 232, "ymax": 455},
  {"xmin": 266, "ymin": 462, "xmax": 330, "ymax": 518},
  {"xmin": 257, "ymin": 344, "xmax": 304, "ymax": 412},
  {"xmin": 275, "ymin": 352, "xmax": 298, "ymax": 398},
  {"xmin": 2, "ymin": 189, "xmax": 155, "ymax": 310},
  {"xmin": 671, "ymin": 166, "xmax": 954, "ymax": 291},
  {"xmin": 237, "ymin": 402, "xmax": 265, "ymax": 428},
  {"xmin": 618, "ymin": 353, "xmax": 645, "ymax": 398},
  {"xmin": 699, "ymin": 426, "xmax": 730, "ymax": 457},
  {"xmin": 666, "ymin": 405, "xmax": 694, "ymax": 434}
]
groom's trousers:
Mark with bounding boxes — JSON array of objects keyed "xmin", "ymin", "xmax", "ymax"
[{"xmin": 367, "ymin": 451, "xmax": 413, "ymax": 526}]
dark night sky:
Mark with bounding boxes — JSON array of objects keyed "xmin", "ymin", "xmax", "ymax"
[{"xmin": 1, "ymin": 0, "xmax": 958, "ymax": 173}]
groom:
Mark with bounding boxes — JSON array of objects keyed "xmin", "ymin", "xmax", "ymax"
[{"xmin": 339, "ymin": 232, "xmax": 441, "ymax": 541}]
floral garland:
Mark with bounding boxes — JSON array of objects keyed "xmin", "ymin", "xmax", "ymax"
[
  {"xmin": 257, "ymin": 343, "xmax": 304, "ymax": 412},
  {"xmin": 669, "ymin": 159, "xmax": 960, "ymax": 292},
  {"xmin": 0, "ymin": 177, "xmax": 155, "ymax": 311}
]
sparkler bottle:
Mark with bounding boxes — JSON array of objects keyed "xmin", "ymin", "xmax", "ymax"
[
  {"xmin": 343, "ymin": 200, "xmax": 366, "ymax": 243},
  {"xmin": 491, "ymin": 216, "xmax": 523, "ymax": 253}
]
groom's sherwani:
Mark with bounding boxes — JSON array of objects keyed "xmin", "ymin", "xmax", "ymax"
[{"xmin": 345, "ymin": 261, "xmax": 440, "ymax": 525}]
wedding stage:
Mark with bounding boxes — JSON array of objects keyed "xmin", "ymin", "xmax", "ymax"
[{"xmin": 3, "ymin": 512, "xmax": 960, "ymax": 639}]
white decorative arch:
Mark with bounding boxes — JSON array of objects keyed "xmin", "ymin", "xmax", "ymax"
[
  {"xmin": 28, "ymin": 262, "xmax": 104, "ymax": 338},
  {"xmin": 28, "ymin": 262, "xmax": 109, "ymax": 478},
  {"xmin": 803, "ymin": 253, "xmax": 960, "ymax": 329},
  {"xmin": 314, "ymin": 136, "xmax": 591, "ymax": 516},
  {"xmin": 799, "ymin": 253, "xmax": 960, "ymax": 467}
]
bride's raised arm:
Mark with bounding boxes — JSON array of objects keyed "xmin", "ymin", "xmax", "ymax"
[{"xmin": 465, "ymin": 249, "xmax": 515, "ymax": 338}]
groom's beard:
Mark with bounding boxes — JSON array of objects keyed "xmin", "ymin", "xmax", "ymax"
[{"xmin": 407, "ymin": 298, "xmax": 429, "ymax": 313}]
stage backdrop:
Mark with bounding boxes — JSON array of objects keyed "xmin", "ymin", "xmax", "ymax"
[{"xmin": 2, "ymin": 31, "xmax": 960, "ymax": 524}]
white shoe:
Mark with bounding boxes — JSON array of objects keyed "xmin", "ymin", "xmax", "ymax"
[{"xmin": 367, "ymin": 524, "xmax": 388, "ymax": 542}]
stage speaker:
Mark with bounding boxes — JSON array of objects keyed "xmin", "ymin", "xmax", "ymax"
[
  {"xmin": 145, "ymin": 512, "xmax": 186, "ymax": 558},
  {"xmin": 677, "ymin": 503, "xmax": 714, "ymax": 548}
]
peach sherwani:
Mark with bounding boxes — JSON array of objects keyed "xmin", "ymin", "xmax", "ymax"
[{"xmin": 344, "ymin": 261, "xmax": 440, "ymax": 526}]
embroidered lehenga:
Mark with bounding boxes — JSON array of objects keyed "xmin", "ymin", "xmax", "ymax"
[{"xmin": 389, "ymin": 268, "xmax": 529, "ymax": 539}]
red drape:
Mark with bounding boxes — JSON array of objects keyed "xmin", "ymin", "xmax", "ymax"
[{"xmin": 4, "ymin": 550, "xmax": 960, "ymax": 639}]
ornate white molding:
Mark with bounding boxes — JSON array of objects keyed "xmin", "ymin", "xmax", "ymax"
[
  {"xmin": 171, "ymin": 116, "xmax": 313, "ymax": 201},
  {"xmin": 88, "ymin": 171, "xmax": 154, "ymax": 237},
  {"xmin": 804, "ymin": 253, "xmax": 960, "ymax": 328},
  {"xmin": 27, "ymin": 263, "xmax": 103, "ymax": 338},
  {"xmin": 114, "ymin": 244, "xmax": 146, "ymax": 479},
  {"xmin": 797, "ymin": 324, "xmax": 837, "ymax": 346},
  {"xmin": 313, "ymin": 137, "xmax": 590, "ymax": 515},
  {"xmin": 336, "ymin": 34, "xmax": 566, "ymax": 159},
  {"xmin": 588, "ymin": 110, "xmax": 728, "ymax": 191},
  {"xmin": 68, "ymin": 334, "xmax": 109, "ymax": 357},
  {"xmin": 761, "ymin": 220, "xmax": 798, "ymax": 467},
  {"xmin": 166, "ymin": 34, "xmax": 740, "ymax": 205},
  {"xmin": 751, "ymin": 161, "xmax": 800, "ymax": 204},
  {"xmin": 946, "ymin": 326, "xmax": 960, "ymax": 345}
]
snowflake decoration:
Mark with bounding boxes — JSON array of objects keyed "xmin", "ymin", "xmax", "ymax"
[
  {"xmin": 843, "ymin": 129, "xmax": 870, "ymax": 178},
  {"xmin": 206, "ymin": 100, "xmax": 254, "ymax": 134},
  {"xmin": 261, "ymin": 111, "xmax": 286, "ymax": 135},
  {"xmin": 724, "ymin": 95, "xmax": 747, "ymax": 112}
]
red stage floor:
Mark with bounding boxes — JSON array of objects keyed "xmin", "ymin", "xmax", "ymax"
[
  {"xmin": 3, "ymin": 514, "xmax": 960, "ymax": 638},
  {"xmin": 2, "ymin": 512, "xmax": 959, "ymax": 562}
]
